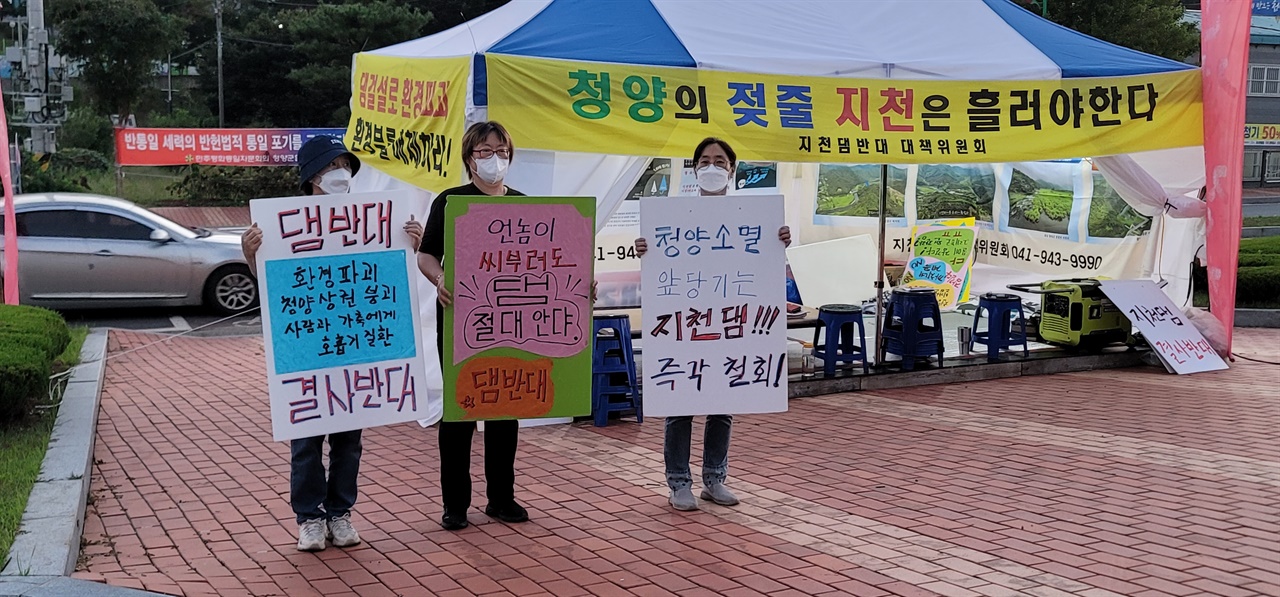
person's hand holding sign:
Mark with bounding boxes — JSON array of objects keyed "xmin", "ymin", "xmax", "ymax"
[
  {"xmin": 404, "ymin": 215, "xmax": 424, "ymax": 251},
  {"xmin": 435, "ymin": 272, "xmax": 452, "ymax": 307},
  {"xmin": 241, "ymin": 223, "xmax": 264, "ymax": 271}
]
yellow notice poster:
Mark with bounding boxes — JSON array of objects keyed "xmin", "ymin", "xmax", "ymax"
[
  {"xmin": 488, "ymin": 54, "xmax": 1202, "ymax": 165},
  {"xmin": 346, "ymin": 54, "xmax": 470, "ymax": 191}
]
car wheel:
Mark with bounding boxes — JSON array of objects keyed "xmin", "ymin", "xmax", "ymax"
[{"xmin": 204, "ymin": 265, "xmax": 258, "ymax": 315}]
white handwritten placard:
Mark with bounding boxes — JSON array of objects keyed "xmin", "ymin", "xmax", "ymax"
[
  {"xmin": 1099, "ymin": 279, "xmax": 1228, "ymax": 375},
  {"xmin": 640, "ymin": 195, "xmax": 788, "ymax": 417},
  {"xmin": 250, "ymin": 190, "xmax": 430, "ymax": 441}
]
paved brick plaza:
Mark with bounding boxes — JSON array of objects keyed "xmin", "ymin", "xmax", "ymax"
[{"xmin": 72, "ymin": 329, "xmax": 1280, "ymax": 597}]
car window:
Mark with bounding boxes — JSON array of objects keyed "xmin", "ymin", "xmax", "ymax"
[{"xmin": 17, "ymin": 209, "xmax": 154, "ymax": 241}]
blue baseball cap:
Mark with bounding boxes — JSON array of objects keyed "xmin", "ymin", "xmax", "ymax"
[{"xmin": 298, "ymin": 136, "xmax": 360, "ymax": 194}]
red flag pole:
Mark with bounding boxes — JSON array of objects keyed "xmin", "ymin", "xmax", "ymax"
[
  {"xmin": 1, "ymin": 83, "xmax": 19, "ymax": 306},
  {"xmin": 1201, "ymin": 0, "xmax": 1250, "ymax": 357}
]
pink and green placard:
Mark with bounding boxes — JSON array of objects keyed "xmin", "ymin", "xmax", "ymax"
[{"xmin": 443, "ymin": 196, "xmax": 595, "ymax": 421}]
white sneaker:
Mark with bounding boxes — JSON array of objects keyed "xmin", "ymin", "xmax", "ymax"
[
  {"xmin": 328, "ymin": 513, "xmax": 361, "ymax": 548},
  {"xmin": 296, "ymin": 518, "xmax": 327, "ymax": 552}
]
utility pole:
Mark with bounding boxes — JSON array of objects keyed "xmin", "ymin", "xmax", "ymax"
[
  {"xmin": 215, "ymin": 0, "xmax": 225, "ymax": 128},
  {"xmin": 166, "ymin": 54, "xmax": 173, "ymax": 114},
  {"xmin": 21, "ymin": 0, "xmax": 60, "ymax": 153}
]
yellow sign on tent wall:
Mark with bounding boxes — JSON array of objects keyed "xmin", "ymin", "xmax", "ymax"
[
  {"xmin": 487, "ymin": 54, "xmax": 1203, "ymax": 165},
  {"xmin": 346, "ymin": 54, "xmax": 470, "ymax": 191}
]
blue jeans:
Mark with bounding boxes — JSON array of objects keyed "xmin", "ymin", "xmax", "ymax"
[
  {"xmin": 290, "ymin": 430, "xmax": 362, "ymax": 524},
  {"xmin": 664, "ymin": 415, "xmax": 732, "ymax": 491}
]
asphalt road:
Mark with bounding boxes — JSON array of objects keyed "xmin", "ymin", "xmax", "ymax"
[{"xmin": 60, "ymin": 307, "xmax": 263, "ymax": 338}]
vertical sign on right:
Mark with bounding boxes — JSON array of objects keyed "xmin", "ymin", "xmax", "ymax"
[
  {"xmin": 640, "ymin": 195, "xmax": 789, "ymax": 417},
  {"xmin": 1099, "ymin": 280, "xmax": 1228, "ymax": 375}
]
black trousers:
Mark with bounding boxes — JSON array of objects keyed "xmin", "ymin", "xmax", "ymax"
[
  {"xmin": 438, "ymin": 419, "xmax": 519, "ymax": 513},
  {"xmin": 436, "ymin": 310, "xmax": 519, "ymax": 513}
]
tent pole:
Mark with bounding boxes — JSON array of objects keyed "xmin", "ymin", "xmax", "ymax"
[{"xmin": 873, "ymin": 163, "xmax": 888, "ymax": 366}]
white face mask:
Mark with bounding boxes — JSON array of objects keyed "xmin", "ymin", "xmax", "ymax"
[
  {"xmin": 696, "ymin": 165, "xmax": 731, "ymax": 193},
  {"xmin": 474, "ymin": 155, "xmax": 509, "ymax": 185},
  {"xmin": 316, "ymin": 168, "xmax": 352, "ymax": 195}
]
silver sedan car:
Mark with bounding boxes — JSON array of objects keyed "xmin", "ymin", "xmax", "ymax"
[{"xmin": 0, "ymin": 193, "xmax": 258, "ymax": 314}]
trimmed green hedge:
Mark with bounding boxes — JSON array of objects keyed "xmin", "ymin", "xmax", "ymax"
[
  {"xmin": 1237, "ymin": 266, "xmax": 1280, "ymax": 308},
  {"xmin": 0, "ymin": 305, "xmax": 69, "ymax": 423},
  {"xmin": 1192, "ymin": 235, "xmax": 1280, "ymax": 308},
  {"xmin": 1238, "ymin": 254, "xmax": 1280, "ymax": 268},
  {"xmin": 1238, "ymin": 235, "xmax": 1280, "ymax": 255}
]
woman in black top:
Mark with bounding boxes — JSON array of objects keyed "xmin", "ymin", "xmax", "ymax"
[{"xmin": 417, "ymin": 121, "xmax": 527, "ymax": 530}]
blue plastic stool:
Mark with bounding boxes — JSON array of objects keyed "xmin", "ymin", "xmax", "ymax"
[
  {"xmin": 591, "ymin": 315, "xmax": 642, "ymax": 427},
  {"xmin": 881, "ymin": 287, "xmax": 946, "ymax": 371},
  {"xmin": 970, "ymin": 292, "xmax": 1029, "ymax": 361},
  {"xmin": 811, "ymin": 304, "xmax": 869, "ymax": 376}
]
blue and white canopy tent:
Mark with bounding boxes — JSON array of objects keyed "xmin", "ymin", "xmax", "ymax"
[{"xmin": 350, "ymin": 0, "xmax": 1208, "ymax": 312}]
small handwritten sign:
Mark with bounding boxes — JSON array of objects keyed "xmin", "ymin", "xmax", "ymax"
[
  {"xmin": 251, "ymin": 190, "xmax": 430, "ymax": 441},
  {"xmin": 1099, "ymin": 279, "xmax": 1228, "ymax": 375},
  {"xmin": 443, "ymin": 196, "xmax": 595, "ymax": 421},
  {"xmin": 899, "ymin": 221, "xmax": 976, "ymax": 310},
  {"xmin": 641, "ymin": 195, "xmax": 788, "ymax": 417}
]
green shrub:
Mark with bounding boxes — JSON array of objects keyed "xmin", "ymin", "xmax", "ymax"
[
  {"xmin": 0, "ymin": 332, "xmax": 65, "ymax": 360},
  {"xmin": 1239, "ymin": 254, "xmax": 1280, "ymax": 268},
  {"xmin": 1239, "ymin": 235, "xmax": 1280, "ymax": 255},
  {"xmin": 0, "ymin": 306, "xmax": 69, "ymax": 423},
  {"xmin": 1237, "ymin": 266, "xmax": 1280, "ymax": 307},
  {"xmin": 0, "ymin": 305, "xmax": 70, "ymax": 357},
  {"xmin": 0, "ymin": 346, "xmax": 51, "ymax": 423},
  {"xmin": 54, "ymin": 148, "xmax": 112, "ymax": 173},
  {"xmin": 168, "ymin": 165, "xmax": 299, "ymax": 206},
  {"xmin": 1244, "ymin": 216, "xmax": 1280, "ymax": 228},
  {"xmin": 0, "ymin": 304, "xmax": 65, "ymax": 328},
  {"xmin": 58, "ymin": 108, "xmax": 115, "ymax": 156},
  {"xmin": 19, "ymin": 151, "xmax": 84, "ymax": 194}
]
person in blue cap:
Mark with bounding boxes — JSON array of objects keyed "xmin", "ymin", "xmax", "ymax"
[{"xmin": 242, "ymin": 135, "xmax": 423, "ymax": 551}]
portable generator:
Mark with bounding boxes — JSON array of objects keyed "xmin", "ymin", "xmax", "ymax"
[{"xmin": 1007, "ymin": 279, "xmax": 1130, "ymax": 348}]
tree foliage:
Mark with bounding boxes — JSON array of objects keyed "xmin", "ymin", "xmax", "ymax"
[
  {"xmin": 1015, "ymin": 0, "xmax": 1200, "ymax": 61},
  {"xmin": 193, "ymin": 0, "xmax": 434, "ymax": 127},
  {"xmin": 168, "ymin": 165, "xmax": 299, "ymax": 206},
  {"xmin": 284, "ymin": 1, "xmax": 433, "ymax": 124},
  {"xmin": 49, "ymin": 0, "xmax": 183, "ymax": 118}
]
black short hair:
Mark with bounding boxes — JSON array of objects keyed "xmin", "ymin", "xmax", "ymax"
[{"xmin": 693, "ymin": 137, "xmax": 736, "ymax": 165}]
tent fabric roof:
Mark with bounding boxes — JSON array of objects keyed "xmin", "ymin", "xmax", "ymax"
[
  {"xmin": 372, "ymin": 0, "xmax": 1195, "ymax": 105},
  {"xmin": 487, "ymin": 0, "xmax": 695, "ymax": 67}
]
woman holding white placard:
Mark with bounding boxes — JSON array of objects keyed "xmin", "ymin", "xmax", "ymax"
[
  {"xmin": 242, "ymin": 136, "xmax": 424, "ymax": 552},
  {"xmin": 635, "ymin": 137, "xmax": 791, "ymax": 511}
]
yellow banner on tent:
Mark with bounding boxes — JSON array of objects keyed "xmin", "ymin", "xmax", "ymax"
[
  {"xmin": 345, "ymin": 54, "xmax": 470, "ymax": 191},
  {"xmin": 487, "ymin": 54, "xmax": 1203, "ymax": 165}
]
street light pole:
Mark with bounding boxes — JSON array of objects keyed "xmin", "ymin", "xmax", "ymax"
[{"xmin": 215, "ymin": 0, "xmax": 224, "ymax": 127}]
